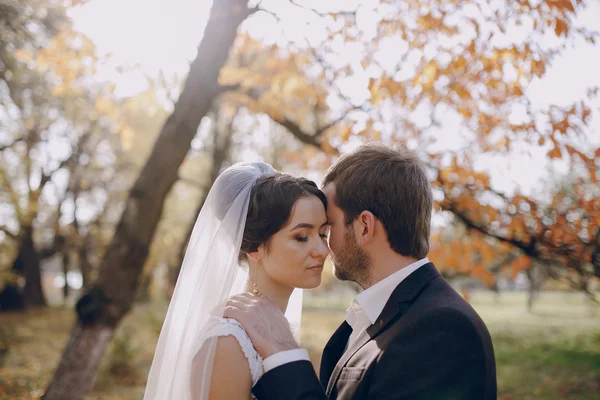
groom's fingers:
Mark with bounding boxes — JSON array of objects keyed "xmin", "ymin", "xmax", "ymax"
[
  {"xmin": 222, "ymin": 304, "xmax": 245, "ymax": 320},
  {"xmin": 229, "ymin": 293, "xmax": 273, "ymax": 311},
  {"xmin": 227, "ymin": 295, "xmax": 258, "ymax": 309},
  {"xmin": 224, "ymin": 293, "xmax": 283, "ymax": 323},
  {"xmin": 225, "ymin": 297, "xmax": 252, "ymax": 311},
  {"xmin": 229, "ymin": 293, "xmax": 257, "ymax": 303},
  {"xmin": 234, "ymin": 292, "xmax": 266, "ymax": 304},
  {"xmin": 223, "ymin": 297, "xmax": 256, "ymax": 321},
  {"xmin": 234, "ymin": 292, "xmax": 279, "ymax": 310}
]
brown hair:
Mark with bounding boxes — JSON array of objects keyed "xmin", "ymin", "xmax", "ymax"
[
  {"xmin": 239, "ymin": 174, "xmax": 327, "ymax": 262},
  {"xmin": 323, "ymin": 142, "xmax": 432, "ymax": 259}
]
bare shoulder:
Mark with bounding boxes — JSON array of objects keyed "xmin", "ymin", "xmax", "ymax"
[
  {"xmin": 213, "ymin": 335, "xmax": 252, "ymax": 370},
  {"xmin": 208, "ymin": 335, "xmax": 252, "ymax": 399}
]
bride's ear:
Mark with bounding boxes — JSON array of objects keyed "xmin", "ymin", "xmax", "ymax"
[
  {"xmin": 247, "ymin": 242, "xmax": 267, "ymax": 263},
  {"xmin": 246, "ymin": 250, "xmax": 261, "ymax": 263}
]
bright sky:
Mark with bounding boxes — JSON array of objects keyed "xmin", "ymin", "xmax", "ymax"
[{"xmin": 69, "ymin": 0, "xmax": 600, "ymax": 198}]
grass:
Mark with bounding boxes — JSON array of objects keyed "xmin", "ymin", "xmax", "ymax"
[
  {"xmin": 0, "ymin": 291, "xmax": 598, "ymax": 399},
  {"xmin": 302, "ymin": 290, "xmax": 600, "ymax": 400}
]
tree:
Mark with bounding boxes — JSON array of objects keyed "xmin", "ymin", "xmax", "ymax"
[
  {"xmin": 435, "ymin": 158, "xmax": 600, "ymax": 294},
  {"xmin": 0, "ymin": 1, "xmax": 125, "ymax": 308},
  {"xmin": 40, "ymin": 0, "xmax": 600, "ymax": 396},
  {"xmin": 170, "ymin": 102, "xmax": 238, "ymax": 287},
  {"xmin": 0, "ymin": 0, "xmax": 66, "ymax": 308},
  {"xmin": 43, "ymin": 1, "xmax": 256, "ymax": 398},
  {"xmin": 235, "ymin": 0, "xmax": 600, "ymax": 287}
]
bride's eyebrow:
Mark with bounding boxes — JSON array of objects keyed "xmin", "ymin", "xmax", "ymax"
[{"xmin": 290, "ymin": 221, "xmax": 329, "ymax": 231}]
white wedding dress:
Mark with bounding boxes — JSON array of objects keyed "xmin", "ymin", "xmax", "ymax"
[{"xmin": 198, "ymin": 316, "xmax": 264, "ymax": 399}]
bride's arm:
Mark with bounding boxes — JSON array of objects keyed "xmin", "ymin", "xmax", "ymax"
[
  {"xmin": 191, "ymin": 336, "xmax": 252, "ymax": 400},
  {"xmin": 209, "ymin": 336, "xmax": 252, "ymax": 399}
]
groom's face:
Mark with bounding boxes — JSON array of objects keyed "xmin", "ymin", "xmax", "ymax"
[{"xmin": 323, "ymin": 184, "xmax": 371, "ymax": 284}]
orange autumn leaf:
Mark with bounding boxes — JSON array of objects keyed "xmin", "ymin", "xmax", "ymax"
[{"xmin": 548, "ymin": 147, "xmax": 562, "ymax": 159}]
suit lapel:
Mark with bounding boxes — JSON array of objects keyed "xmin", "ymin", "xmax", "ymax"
[
  {"xmin": 320, "ymin": 321, "xmax": 351, "ymax": 388},
  {"xmin": 325, "ymin": 263, "xmax": 441, "ymax": 396},
  {"xmin": 366, "ymin": 263, "xmax": 440, "ymax": 338},
  {"xmin": 325, "ymin": 323, "xmax": 374, "ymax": 396}
]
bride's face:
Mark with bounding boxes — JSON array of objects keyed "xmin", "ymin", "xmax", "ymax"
[{"xmin": 257, "ymin": 196, "xmax": 329, "ymax": 290}]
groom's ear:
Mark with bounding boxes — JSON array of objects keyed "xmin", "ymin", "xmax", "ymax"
[{"xmin": 354, "ymin": 211, "xmax": 376, "ymax": 246}]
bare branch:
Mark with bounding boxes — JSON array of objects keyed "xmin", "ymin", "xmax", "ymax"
[
  {"xmin": 317, "ymin": 113, "xmax": 348, "ymax": 135},
  {"xmin": 276, "ymin": 118, "xmax": 322, "ymax": 148},
  {"xmin": 218, "ymin": 83, "xmax": 242, "ymax": 93},
  {"xmin": 447, "ymin": 200, "xmax": 536, "ymax": 255},
  {"xmin": 39, "ymin": 235, "xmax": 65, "ymax": 259},
  {"xmin": 271, "ymin": 113, "xmax": 339, "ymax": 154},
  {"xmin": 240, "ymin": 83, "xmax": 347, "ymax": 153},
  {"xmin": 487, "ymin": 252, "xmax": 519, "ymax": 274},
  {"xmin": 259, "ymin": 6, "xmax": 368, "ymax": 113},
  {"xmin": 0, "ymin": 136, "xmax": 25, "ymax": 152},
  {"xmin": 38, "ymin": 127, "xmax": 95, "ymax": 192},
  {"xmin": 0, "ymin": 225, "xmax": 18, "ymax": 241},
  {"xmin": 288, "ymin": 0, "xmax": 356, "ymax": 18},
  {"xmin": 0, "ymin": 163, "xmax": 25, "ymax": 223}
]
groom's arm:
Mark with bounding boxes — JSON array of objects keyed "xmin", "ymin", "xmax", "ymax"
[
  {"xmin": 262, "ymin": 348, "xmax": 311, "ymax": 371},
  {"xmin": 252, "ymin": 360, "xmax": 327, "ymax": 400},
  {"xmin": 252, "ymin": 348, "xmax": 328, "ymax": 400}
]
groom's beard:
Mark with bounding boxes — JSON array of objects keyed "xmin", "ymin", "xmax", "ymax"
[{"xmin": 332, "ymin": 226, "xmax": 372, "ymax": 287}]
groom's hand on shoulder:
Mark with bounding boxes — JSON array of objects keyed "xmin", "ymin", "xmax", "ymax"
[{"xmin": 224, "ymin": 293, "xmax": 299, "ymax": 358}]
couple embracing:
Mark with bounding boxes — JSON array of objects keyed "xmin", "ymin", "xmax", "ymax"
[{"xmin": 144, "ymin": 142, "xmax": 497, "ymax": 400}]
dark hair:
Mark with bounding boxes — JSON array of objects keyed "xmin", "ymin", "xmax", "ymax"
[
  {"xmin": 239, "ymin": 173, "xmax": 327, "ymax": 262},
  {"xmin": 323, "ymin": 142, "xmax": 432, "ymax": 259}
]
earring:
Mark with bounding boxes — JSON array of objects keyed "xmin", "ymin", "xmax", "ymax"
[{"xmin": 252, "ymin": 268, "xmax": 260, "ymax": 295}]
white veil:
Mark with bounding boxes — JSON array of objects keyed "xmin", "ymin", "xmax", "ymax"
[{"xmin": 144, "ymin": 162, "xmax": 304, "ymax": 400}]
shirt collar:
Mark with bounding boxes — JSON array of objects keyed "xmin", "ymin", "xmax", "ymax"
[{"xmin": 354, "ymin": 257, "xmax": 430, "ymax": 325}]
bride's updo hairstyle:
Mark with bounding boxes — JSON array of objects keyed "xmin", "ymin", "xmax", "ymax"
[
  {"xmin": 239, "ymin": 173, "xmax": 327, "ymax": 263},
  {"xmin": 212, "ymin": 162, "xmax": 327, "ymax": 264}
]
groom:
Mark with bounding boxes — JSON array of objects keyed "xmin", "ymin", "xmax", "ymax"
[{"xmin": 226, "ymin": 142, "xmax": 497, "ymax": 399}]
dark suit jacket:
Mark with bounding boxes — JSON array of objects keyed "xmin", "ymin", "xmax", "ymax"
[{"xmin": 252, "ymin": 263, "xmax": 497, "ymax": 400}]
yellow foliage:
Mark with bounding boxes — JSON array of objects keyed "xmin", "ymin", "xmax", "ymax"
[
  {"xmin": 95, "ymin": 96, "xmax": 117, "ymax": 115},
  {"xmin": 14, "ymin": 49, "xmax": 34, "ymax": 62},
  {"xmin": 51, "ymin": 85, "xmax": 67, "ymax": 97},
  {"xmin": 120, "ymin": 126, "xmax": 135, "ymax": 152},
  {"xmin": 339, "ymin": 124, "xmax": 352, "ymax": 142}
]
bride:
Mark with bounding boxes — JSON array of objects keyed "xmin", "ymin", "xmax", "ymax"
[{"xmin": 143, "ymin": 162, "xmax": 329, "ymax": 399}]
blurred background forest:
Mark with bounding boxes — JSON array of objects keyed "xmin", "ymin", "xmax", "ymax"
[{"xmin": 0, "ymin": 0, "xmax": 599, "ymax": 399}]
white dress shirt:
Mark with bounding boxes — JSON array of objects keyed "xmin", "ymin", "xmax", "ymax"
[{"xmin": 262, "ymin": 257, "xmax": 430, "ymax": 373}]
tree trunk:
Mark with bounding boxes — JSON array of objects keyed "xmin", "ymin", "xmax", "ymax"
[
  {"xmin": 135, "ymin": 273, "xmax": 152, "ymax": 303},
  {"xmin": 526, "ymin": 265, "xmax": 545, "ymax": 312},
  {"xmin": 172, "ymin": 108, "xmax": 235, "ymax": 287},
  {"xmin": 1, "ymin": 226, "xmax": 48, "ymax": 309},
  {"xmin": 78, "ymin": 249, "xmax": 90, "ymax": 292},
  {"xmin": 42, "ymin": 323, "xmax": 114, "ymax": 398},
  {"xmin": 62, "ymin": 251, "xmax": 70, "ymax": 302},
  {"xmin": 19, "ymin": 226, "xmax": 46, "ymax": 307},
  {"xmin": 527, "ymin": 283, "xmax": 535, "ymax": 312},
  {"xmin": 43, "ymin": 2, "xmax": 252, "ymax": 399},
  {"xmin": 0, "ymin": 285, "xmax": 24, "ymax": 311},
  {"xmin": 78, "ymin": 245, "xmax": 91, "ymax": 292}
]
